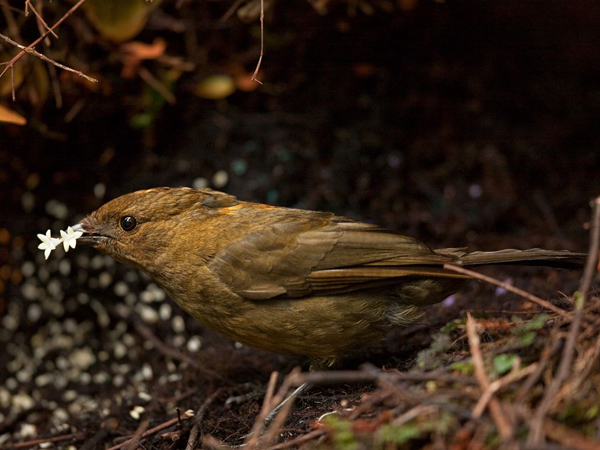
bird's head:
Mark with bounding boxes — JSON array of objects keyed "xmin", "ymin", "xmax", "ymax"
[{"xmin": 73, "ymin": 187, "xmax": 237, "ymax": 271}]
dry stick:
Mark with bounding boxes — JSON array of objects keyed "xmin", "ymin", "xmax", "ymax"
[
  {"xmin": 124, "ymin": 419, "xmax": 150, "ymax": 450},
  {"xmin": 138, "ymin": 66, "xmax": 176, "ymax": 104},
  {"xmin": 27, "ymin": 0, "xmax": 58, "ymax": 38},
  {"xmin": 543, "ymin": 418, "xmax": 600, "ymax": 450},
  {"xmin": 443, "ymin": 263, "xmax": 569, "ymax": 317},
  {"xmin": 220, "ymin": 0, "xmax": 245, "ymax": 22},
  {"xmin": 185, "ymin": 388, "xmax": 228, "ymax": 450},
  {"xmin": 0, "ymin": 0, "xmax": 96, "ymax": 90},
  {"xmin": 466, "ymin": 314, "xmax": 513, "ymax": 440},
  {"xmin": 472, "ymin": 362, "xmax": 538, "ymax": 418},
  {"xmin": 294, "ymin": 368, "xmax": 478, "ymax": 387},
  {"xmin": 250, "ymin": 0, "xmax": 264, "ymax": 83},
  {"xmin": 106, "ymin": 410, "xmax": 194, "ymax": 450},
  {"xmin": 264, "ymin": 429, "xmax": 327, "ymax": 450},
  {"xmin": 80, "ymin": 417, "xmax": 120, "ymax": 450},
  {"xmin": 527, "ymin": 196, "xmax": 600, "ymax": 445},
  {"xmin": 245, "ymin": 371, "xmax": 284, "ymax": 448},
  {"xmin": 13, "ymin": 432, "xmax": 87, "ymax": 449},
  {"xmin": 0, "ymin": 33, "xmax": 97, "ymax": 83}
]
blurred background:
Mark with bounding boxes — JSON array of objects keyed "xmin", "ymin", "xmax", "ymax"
[{"xmin": 0, "ymin": 0, "xmax": 599, "ymax": 445}]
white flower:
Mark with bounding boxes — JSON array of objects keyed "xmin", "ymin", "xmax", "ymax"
[
  {"xmin": 59, "ymin": 226, "xmax": 83, "ymax": 252},
  {"xmin": 37, "ymin": 225, "xmax": 83, "ymax": 259},
  {"xmin": 37, "ymin": 230, "xmax": 61, "ymax": 260}
]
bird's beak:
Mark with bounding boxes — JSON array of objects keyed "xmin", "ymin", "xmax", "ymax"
[{"xmin": 71, "ymin": 217, "xmax": 104, "ymax": 246}]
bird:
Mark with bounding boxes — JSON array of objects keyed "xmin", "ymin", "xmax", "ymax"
[{"xmin": 72, "ymin": 187, "xmax": 583, "ymax": 369}]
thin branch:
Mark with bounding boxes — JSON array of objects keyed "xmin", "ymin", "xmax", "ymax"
[
  {"xmin": 27, "ymin": 0, "xmax": 58, "ymax": 38},
  {"xmin": 0, "ymin": 33, "xmax": 97, "ymax": 83},
  {"xmin": 186, "ymin": 388, "xmax": 228, "ymax": 450},
  {"xmin": 0, "ymin": 0, "xmax": 95, "ymax": 93},
  {"xmin": 250, "ymin": 0, "xmax": 264, "ymax": 84},
  {"xmin": 443, "ymin": 263, "xmax": 569, "ymax": 317},
  {"xmin": 527, "ymin": 196, "xmax": 600, "ymax": 445},
  {"xmin": 106, "ymin": 410, "xmax": 194, "ymax": 450},
  {"xmin": 124, "ymin": 419, "xmax": 150, "ymax": 450},
  {"xmin": 13, "ymin": 432, "xmax": 86, "ymax": 449},
  {"xmin": 466, "ymin": 314, "xmax": 513, "ymax": 440}
]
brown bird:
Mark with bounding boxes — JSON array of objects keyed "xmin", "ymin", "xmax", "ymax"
[{"xmin": 73, "ymin": 187, "xmax": 582, "ymax": 368}]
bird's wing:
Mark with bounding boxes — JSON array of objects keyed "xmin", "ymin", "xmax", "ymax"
[{"xmin": 207, "ymin": 208, "xmax": 458, "ymax": 300}]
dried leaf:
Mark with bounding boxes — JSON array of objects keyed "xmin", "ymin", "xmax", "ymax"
[
  {"xmin": 81, "ymin": 0, "xmax": 162, "ymax": 42},
  {"xmin": 195, "ymin": 75, "xmax": 236, "ymax": 100},
  {"xmin": 0, "ymin": 104, "xmax": 26, "ymax": 125}
]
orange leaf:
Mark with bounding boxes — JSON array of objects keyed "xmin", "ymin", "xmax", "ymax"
[{"xmin": 0, "ymin": 104, "xmax": 26, "ymax": 125}]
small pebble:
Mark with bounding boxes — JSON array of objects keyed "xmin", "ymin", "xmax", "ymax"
[
  {"xmin": 18, "ymin": 423, "xmax": 37, "ymax": 438},
  {"xmin": 21, "ymin": 261, "xmax": 35, "ymax": 278},
  {"xmin": 58, "ymin": 259, "xmax": 71, "ymax": 276},
  {"xmin": 21, "ymin": 192, "xmax": 35, "ymax": 212},
  {"xmin": 27, "ymin": 304, "xmax": 42, "ymax": 322},
  {"xmin": 187, "ymin": 336, "xmax": 202, "ymax": 352},
  {"xmin": 130, "ymin": 405, "xmax": 145, "ymax": 420},
  {"xmin": 113, "ymin": 281, "xmax": 129, "ymax": 297},
  {"xmin": 138, "ymin": 304, "xmax": 158, "ymax": 323},
  {"xmin": 193, "ymin": 177, "xmax": 209, "ymax": 190},
  {"xmin": 45, "ymin": 200, "xmax": 68, "ymax": 220},
  {"xmin": 94, "ymin": 183, "xmax": 106, "ymax": 199},
  {"xmin": 172, "ymin": 316, "xmax": 185, "ymax": 333},
  {"xmin": 158, "ymin": 303, "xmax": 171, "ymax": 321},
  {"xmin": 212, "ymin": 170, "xmax": 229, "ymax": 188},
  {"xmin": 468, "ymin": 183, "xmax": 483, "ymax": 199}
]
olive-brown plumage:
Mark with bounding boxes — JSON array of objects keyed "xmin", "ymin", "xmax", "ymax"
[{"xmin": 76, "ymin": 187, "xmax": 582, "ymax": 367}]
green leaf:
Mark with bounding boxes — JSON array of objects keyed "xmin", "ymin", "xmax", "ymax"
[{"xmin": 493, "ymin": 353, "xmax": 517, "ymax": 375}]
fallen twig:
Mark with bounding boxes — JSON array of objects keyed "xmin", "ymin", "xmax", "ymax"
[
  {"xmin": 13, "ymin": 432, "xmax": 87, "ymax": 449},
  {"xmin": 443, "ymin": 264, "xmax": 569, "ymax": 317},
  {"xmin": 528, "ymin": 196, "xmax": 600, "ymax": 445},
  {"xmin": 466, "ymin": 314, "xmax": 513, "ymax": 440},
  {"xmin": 186, "ymin": 388, "xmax": 226, "ymax": 450},
  {"xmin": 107, "ymin": 409, "xmax": 194, "ymax": 450},
  {"xmin": 124, "ymin": 419, "xmax": 150, "ymax": 450}
]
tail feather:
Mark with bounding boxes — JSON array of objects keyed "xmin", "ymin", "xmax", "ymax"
[{"xmin": 456, "ymin": 248, "xmax": 585, "ymax": 269}]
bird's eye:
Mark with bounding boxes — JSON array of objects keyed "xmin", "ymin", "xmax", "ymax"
[{"xmin": 120, "ymin": 215, "xmax": 137, "ymax": 232}]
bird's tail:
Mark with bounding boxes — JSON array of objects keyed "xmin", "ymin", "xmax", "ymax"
[{"xmin": 452, "ymin": 248, "xmax": 585, "ymax": 270}]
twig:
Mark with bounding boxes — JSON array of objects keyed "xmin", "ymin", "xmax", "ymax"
[
  {"xmin": 443, "ymin": 263, "xmax": 569, "ymax": 317},
  {"xmin": 472, "ymin": 362, "xmax": 537, "ymax": 418},
  {"xmin": 245, "ymin": 371, "xmax": 284, "ymax": 447},
  {"xmin": 527, "ymin": 196, "xmax": 600, "ymax": 445},
  {"xmin": 543, "ymin": 418, "xmax": 600, "ymax": 450},
  {"xmin": 13, "ymin": 432, "xmax": 86, "ymax": 449},
  {"xmin": 292, "ymin": 368, "xmax": 477, "ymax": 386},
  {"xmin": 124, "ymin": 419, "xmax": 150, "ymax": 450},
  {"xmin": 26, "ymin": 0, "xmax": 58, "ymax": 38},
  {"xmin": 137, "ymin": 66, "xmax": 176, "ymax": 104},
  {"xmin": 0, "ymin": 0, "xmax": 96, "ymax": 96},
  {"xmin": 466, "ymin": 314, "xmax": 513, "ymax": 440},
  {"xmin": 80, "ymin": 417, "xmax": 120, "ymax": 450},
  {"xmin": 107, "ymin": 410, "xmax": 194, "ymax": 450},
  {"xmin": 220, "ymin": 0, "xmax": 245, "ymax": 22},
  {"xmin": 185, "ymin": 388, "xmax": 227, "ymax": 450},
  {"xmin": 250, "ymin": 0, "xmax": 264, "ymax": 84},
  {"xmin": 0, "ymin": 33, "xmax": 97, "ymax": 83},
  {"xmin": 264, "ymin": 429, "xmax": 326, "ymax": 449}
]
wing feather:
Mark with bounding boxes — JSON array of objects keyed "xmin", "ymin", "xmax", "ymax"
[{"xmin": 207, "ymin": 203, "xmax": 459, "ymax": 300}]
